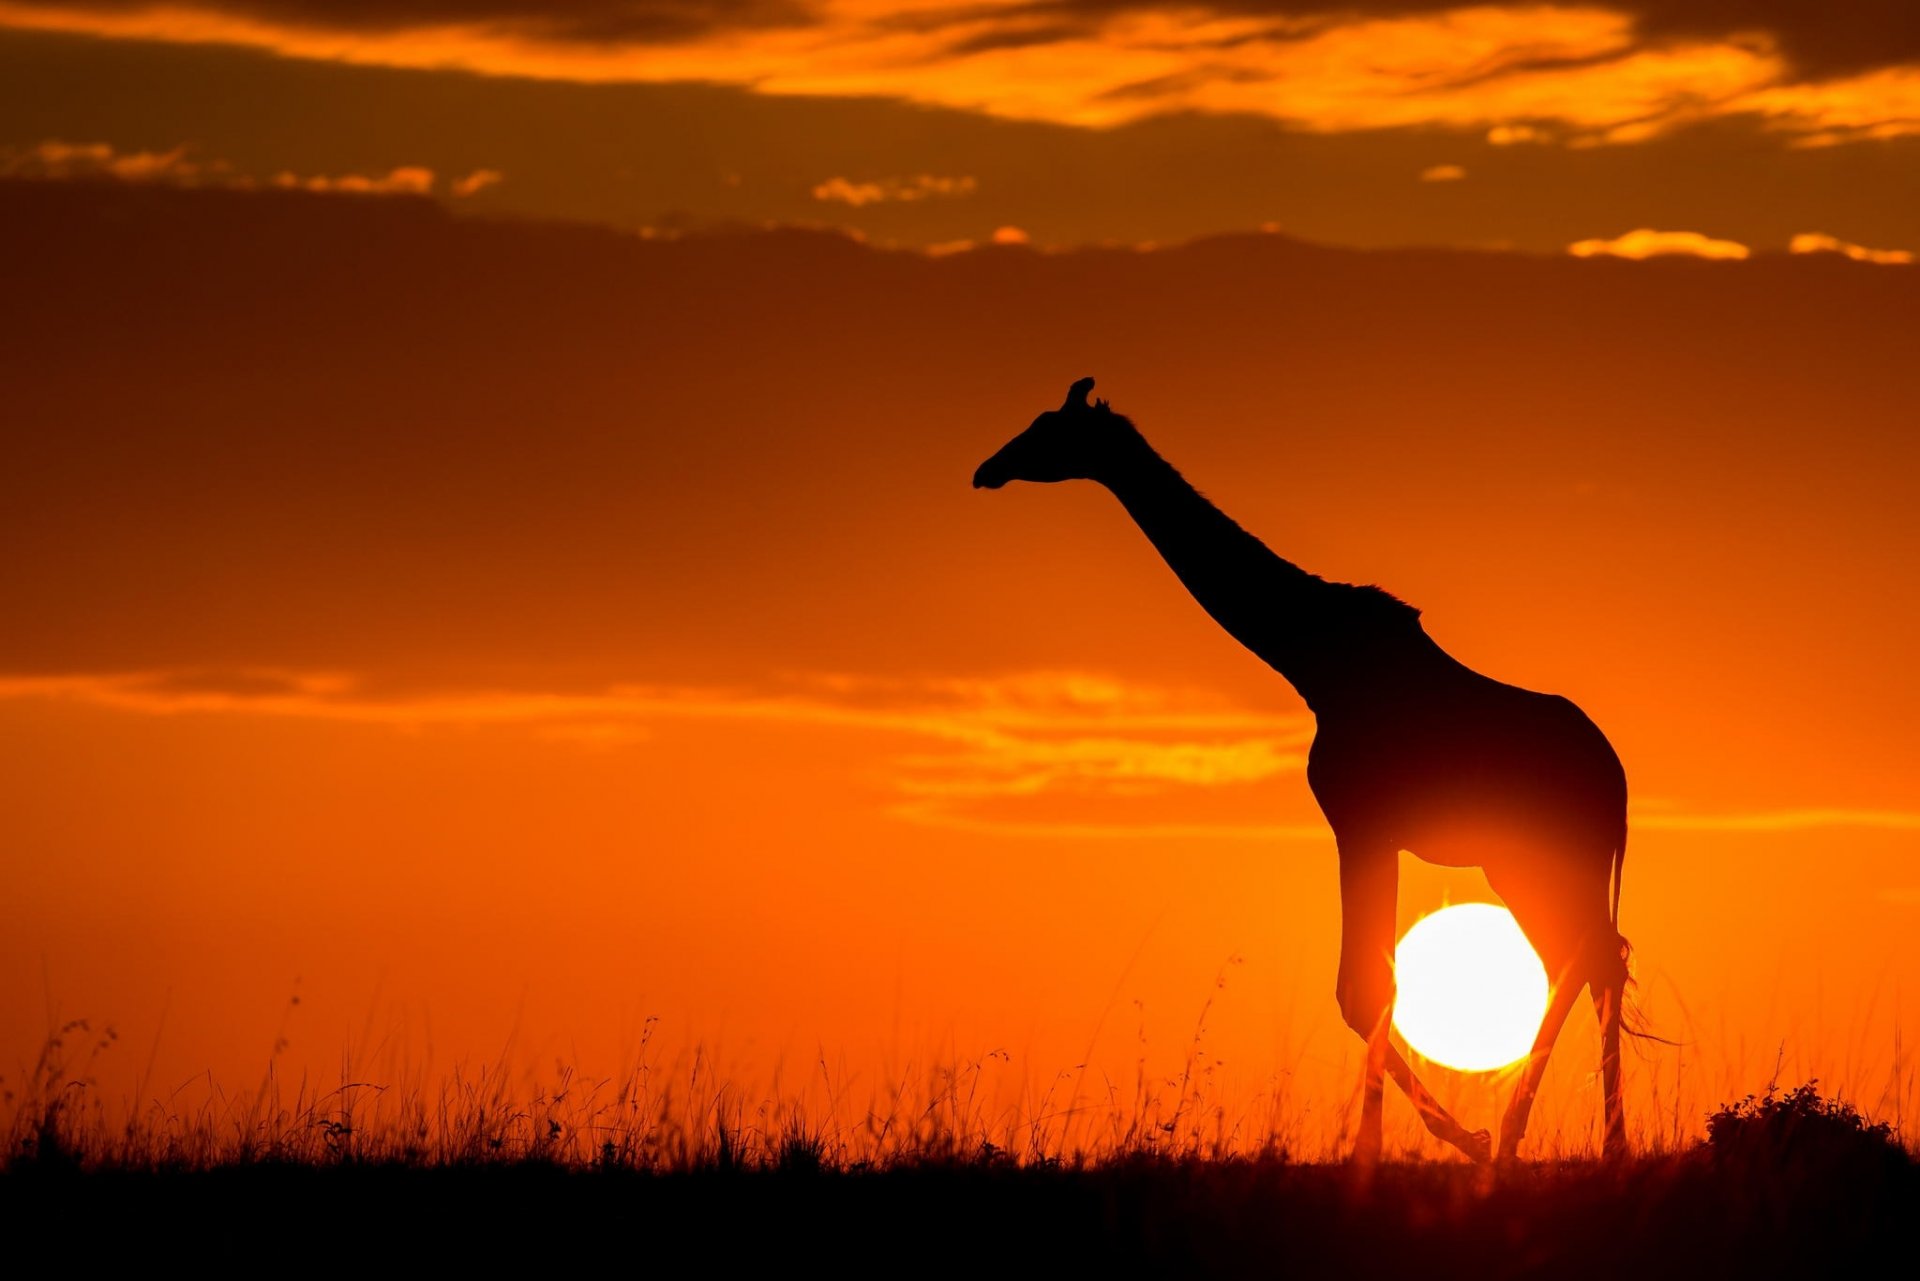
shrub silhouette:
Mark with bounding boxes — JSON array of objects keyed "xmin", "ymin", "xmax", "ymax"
[{"xmin": 1706, "ymin": 1081, "xmax": 1904, "ymax": 1172}]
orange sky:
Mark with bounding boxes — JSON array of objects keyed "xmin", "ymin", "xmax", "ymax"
[{"xmin": 3, "ymin": 7, "xmax": 1919, "ymax": 1156}]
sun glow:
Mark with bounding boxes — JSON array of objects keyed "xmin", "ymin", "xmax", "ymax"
[{"xmin": 1392, "ymin": 903, "xmax": 1549, "ymax": 1072}]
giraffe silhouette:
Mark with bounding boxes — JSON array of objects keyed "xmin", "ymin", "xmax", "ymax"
[{"xmin": 974, "ymin": 378, "xmax": 1631, "ymax": 1163}]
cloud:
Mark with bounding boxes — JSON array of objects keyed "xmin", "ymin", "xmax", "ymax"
[
  {"xmin": 0, "ymin": 1, "xmax": 1866, "ymax": 142},
  {"xmin": 1789, "ymin": 231, "xmax": 1915, "ymax": 264},
  {"xmin": 1, "ymin": 139, "xmax": 448, "ymax": 198},
  {"xmin": 451, "ymin": 168, "xmax": 504, "ymax": 197},
  {"xmin": 0, "ymin": 668, "xmax": 1317, "ymax": 835},
  {"xmin": 1, "ymin": 138, "xmax": 205, "ymax": 181},
  {"xmin": 885, "ymin": 806, "xmax": 1335, "ymax": 842},
  {"xmin": 1567, "ymin": 227, "xmax": 1751, "ymax": 259},
  {"xmin": 9, "ymin": 667, "xmax": 1919, "ymax": 842},
  {"xmin": 0, "ymin": 0, "xmax": 812, "ymax": 45},
  {"xmin": 7, "ymin": 2, "xmax": 1918, "ymax": 145},
  {"xmin": 1486, "ymin": 123, "xmax": 1549, "ymax": 144},
  {"xmin": 810, "ymin": 173, "xmax": 976, "ymax": 206},
  {"xmin": 6, "ymin": 3, "xmax": 1918, "ymax": 78},
  {"xmin": 990, "ymin": 224, "xmax": 1030, "ymax": 245},
  {"xmin": 1626, "ymin": 1, "xmax": 1920, "ymax": 79},
  {"xmin": 1419, "ymin": 163, "xmax": 1466, "ymax": 181},
  {"xmin": 273, "ymin": 164, "xmax": 435, "ymax": 194},
  {"xmin": 1632, "ymin": 807, "xmax": 1920, "ymax": 833},
  {"xmin": 1731, "ymin": 64, "xmax": 1920, "ymax": 144}
]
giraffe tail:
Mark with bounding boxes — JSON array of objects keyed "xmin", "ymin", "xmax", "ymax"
[
  {"xmin": 1608, "ymin": 822, "xmax": 1675, "ymax": 1046},
  {"xmin": 1601, "ymin": 816, "xmax": 1628, "ymax": 995}
]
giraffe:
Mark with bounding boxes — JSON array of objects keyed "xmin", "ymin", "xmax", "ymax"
[{"xmin": 973, "ymin": 378, "xmax": 1631, "ymax": 1164}]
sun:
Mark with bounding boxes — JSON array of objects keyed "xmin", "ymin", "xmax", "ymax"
[{"xmin": 1392, "ymin": 903, "xmax": 1549, "ymax": 1072}]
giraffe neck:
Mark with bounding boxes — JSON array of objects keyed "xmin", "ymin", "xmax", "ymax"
[{"xmin": 1097, "ymin": 433, "xmax": 1358, "ymax": 708}]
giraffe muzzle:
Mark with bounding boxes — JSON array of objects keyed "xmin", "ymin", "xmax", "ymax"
[{"xmin": 972, "ymin": 457, "xmax": 1011, "ymax": 489}]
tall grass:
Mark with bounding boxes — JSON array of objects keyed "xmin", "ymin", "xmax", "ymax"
[
  {"xmin": 6, "ymin": 1002, "xmax": 1912, "ymax": 1172},
  {"xmin": 4, "ymin": 1020, "xmax": 1300, "ymax": 1171}
]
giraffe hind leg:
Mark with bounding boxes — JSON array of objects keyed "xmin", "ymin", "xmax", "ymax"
[
  {"xmin": 1486, "ymin": 837, "xmax": 1622, "ymax": 1160},
  {"xmin": 1593, "ymin": 950, "xmax": 1628, "ymax": 1158},
  {"xmin": 1496, "ymin": 967, "xmax": 1584, "ymax": 1161}
]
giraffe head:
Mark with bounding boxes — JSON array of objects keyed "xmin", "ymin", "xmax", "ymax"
[{"xmin": 973, "ymin": 377, "xmax": 1134, "ymax": 490}]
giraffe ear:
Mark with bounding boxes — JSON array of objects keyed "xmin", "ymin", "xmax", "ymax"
[{"xmin": 1063, "ymin": 376, "xmax": 1095, "ymax": 410}]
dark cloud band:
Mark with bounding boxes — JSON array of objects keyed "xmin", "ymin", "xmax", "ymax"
[
  {"xmin": 4, "ymin": 1, "xmax": 1918, "ymax": 78},
  {"xmin": 4, "ymin": 0, "xmax": 814, "ymax": 43},
  {"xmin": 1024, "ymin": 2, "xmax": 1920, "ymax": 77}
]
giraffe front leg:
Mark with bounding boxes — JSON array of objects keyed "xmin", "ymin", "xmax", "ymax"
[
  {"xmin": 1383, "ymin": 1046, "xmax": 1492, "ymax": 1163},
  {"xmin": 1354, "ymin": 1012, "xmax": 1388, "ymax": 1172},
  {"xmin": 1335, "ymin": 836, "xmax": 1397, "ymax": 1169}
]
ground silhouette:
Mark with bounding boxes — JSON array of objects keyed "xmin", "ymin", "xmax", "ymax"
[
  {"xmin": 4, "ymin": 1143, "xmax": 1911, "ymax": 1279},
  {"xmin": 977, "ymin": 379, "xmax": 1631, "ymax": 1162}
]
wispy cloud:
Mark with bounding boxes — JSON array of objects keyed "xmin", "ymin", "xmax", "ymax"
[
  {"xmin": 1736, "ymin": 64, "xmax": 1920, "ymax": 145},
  {"xmin": 452, "ymin": 168, "xmax": 505, "ymax": 198},
  {"xmin": 1, "ymin": 138, "xmax": 206, "ymax": 182},
  {"xmin": 1486, "ymin": 123, "xmax": 1550, "ymax": 145},
  {"xmin": 0, "ymin": 669, "xmax": 1314, "ymax": 836},
  {"xmin": 1, "ymin": 139, "xmax": 449, "ymax": 198},
  {"xmin": 811, "ymin": 173, "xmax": 976, "ymax": 206},
  {"xmin": 1632, "ymin": 807, "xmax": 1920, "ymax": 833},
  {"xmin": 1419, "ymin": 163, "xmax": 1467, "ymax": 182},
  {"xmin": 273, "ymin": 165, "xmax": 435, "ymax": 195},
  {"xmin": 1567, "ymin": 228, "xmax": 1751, "ymax": 259},
  {"xmin": 887, "ymin": 804, "xmax": 1334, "ymax": 843},
  {"xmin": 6, "ymin": 668, "xmax": 1917, "ymax": 843},
  {"xmin": 1789, "ymin": 232, "xmax": 1915, "ymax": 264}
]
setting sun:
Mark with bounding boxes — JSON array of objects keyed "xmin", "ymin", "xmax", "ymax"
[{"xmin": 1393, "ymin": 904, "xmax": 1550, "ymax": 1072}]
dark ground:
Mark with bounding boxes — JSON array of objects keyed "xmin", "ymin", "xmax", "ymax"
[{"xmin": 4, "ymin": 1149, "xmax": 1910, "ymax": 1278}]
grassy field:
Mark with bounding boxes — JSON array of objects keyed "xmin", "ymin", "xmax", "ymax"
[{"xmin": 3, "ymin": 1075, "xmax": 1910, "ymax": 1277}]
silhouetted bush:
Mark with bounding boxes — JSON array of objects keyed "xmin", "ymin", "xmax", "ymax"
[{"xmin": 1706, "ymin": 1080, "xmax": 1905, "ymax": 1173}]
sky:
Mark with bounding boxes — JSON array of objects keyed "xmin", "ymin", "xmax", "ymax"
[
  {"xmin": 6, "ymin": 5, "xmax": 1920, "ymax": 253},
  {"xmin": 2, "ymin": 4, "xmax": 1918, "ymax": 1156}
]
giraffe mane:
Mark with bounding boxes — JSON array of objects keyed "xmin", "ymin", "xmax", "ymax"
[{"xmin": 1341, "ymin": 581, "xmax": 1423, "ymax": 624}]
